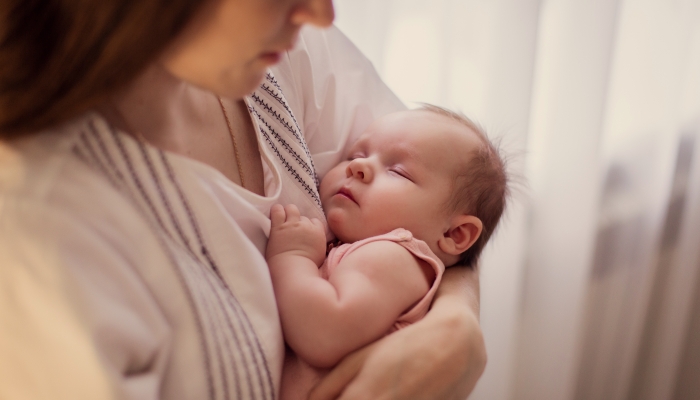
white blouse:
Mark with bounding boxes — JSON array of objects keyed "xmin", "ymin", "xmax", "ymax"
[{"xmin": 0, "ymin": 26, "xmax": 404, "ymax": 400}]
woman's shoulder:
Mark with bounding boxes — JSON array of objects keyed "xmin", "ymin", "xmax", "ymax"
[
  {"xmin": 0, "ymin": 112, "xmax": 155, "ymax": 254},
  {"xmin": 0, "ymin": 112, "xmax": 107, "ymax": 199},
  {"xmin": 0, "ymin": 123, "xmax": 206, "ymax": 399}
]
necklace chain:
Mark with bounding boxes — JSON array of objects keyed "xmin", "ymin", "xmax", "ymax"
[
  {"xmin": 217, "ymin": 96, "xmax": 246, "ymax": 189},
  {"xmin": 111, "ymin": 97, "xmax": 246, "ymax": 189}
]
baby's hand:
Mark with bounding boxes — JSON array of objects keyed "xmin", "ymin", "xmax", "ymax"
[{"xmin": 266, "ymin": 204, "xmax": 326, "ymax": 266}]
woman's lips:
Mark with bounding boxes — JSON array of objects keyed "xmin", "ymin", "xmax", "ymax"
[{"xmin": 258, "ymin": 52, "xmax": 281, "ymax": 64}]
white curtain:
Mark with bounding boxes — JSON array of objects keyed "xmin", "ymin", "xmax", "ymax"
[{"xmin": 335, "ymin": 1, "xmax": 700, "ymax": 399}]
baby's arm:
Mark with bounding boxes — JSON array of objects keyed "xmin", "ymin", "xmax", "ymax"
[{"xmin": 266, "ymin": 204, "xmax": 432, "ymax": 369}]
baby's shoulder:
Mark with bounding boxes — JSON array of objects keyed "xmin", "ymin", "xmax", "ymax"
[
  {"xmin": 340, "ymin": 239, "xmax": 425, "ymax": 277},
  {"xmin": 337, "ymin": 239, "xmax": 433, "ymax": 297}
]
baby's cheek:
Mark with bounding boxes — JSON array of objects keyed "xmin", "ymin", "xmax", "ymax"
[
  {"xmin": 325, "ymin": 208, "xmax": 345, "ymax": 231},
  {"xmin": 325, "ymin": 208, "xmax": 356, "ymax": 243}
]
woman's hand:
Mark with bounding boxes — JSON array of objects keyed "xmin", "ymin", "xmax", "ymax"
[{"xmin": 308, "ymin": 265, "xmax": 487, "ymax": 400}]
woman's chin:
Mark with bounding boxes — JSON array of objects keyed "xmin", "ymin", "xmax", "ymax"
[
  {"xmin": 240, "ymin": 69, "xmax": 268, "ymax": 94},
  {"xmin": 199, "ymin": 67, "xmax": 267, "ymax": 99}
]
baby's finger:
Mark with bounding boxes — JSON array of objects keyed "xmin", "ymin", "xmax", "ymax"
[
  {"xmin": 284, "ymin": 204, "xmax": 301, "ymax": 222},
  {"xmin": 270, "ymin": 204, "xmax": 286, "ymax": 226},
  {"xmin": 311, "ymin": 218, "xmax": 324, "ymax": 231}
]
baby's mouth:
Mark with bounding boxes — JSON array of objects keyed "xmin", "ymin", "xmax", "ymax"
[{"xmin": 337, "ymin": 187, "xmax": 357, "ymax": 204}]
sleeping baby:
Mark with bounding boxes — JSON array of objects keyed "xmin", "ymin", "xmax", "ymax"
[{"xmin": 265, "ymin": 105, "xmax": 510, "ymax": 399}]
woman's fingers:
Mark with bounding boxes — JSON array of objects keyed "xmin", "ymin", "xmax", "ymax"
[
  {"xmin": 310, "ymin": 300, "xmax": 485, "ymax": 400},
  {"xmin": 308, "ymin": 341, "xmax": 378, "ymax": 400},
  {"xmin": 270, "ymin": 204, "xmax": 286, "ymax": 226}
]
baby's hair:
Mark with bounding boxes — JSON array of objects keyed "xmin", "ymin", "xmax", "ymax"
[{"xmin": 418, "ymin": 104, "xmax": 510, "ymax": 268}]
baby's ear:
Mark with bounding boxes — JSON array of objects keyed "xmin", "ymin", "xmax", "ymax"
[{"xmin": 438, "ymin": 215, "xmax": 483, "ymax": 256}]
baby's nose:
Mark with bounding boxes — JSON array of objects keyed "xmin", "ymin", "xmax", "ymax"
[{"xmin": 346, "ymin": 160, "xmax": 372, "ymax": 182}]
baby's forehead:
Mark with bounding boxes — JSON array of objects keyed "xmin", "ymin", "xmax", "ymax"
[
  {"xmin": 361, "ymin": 110, "xmax": 481, "ymax": 167},
  {"xmin": 368, "ymin": 109, "xmax": 480, "ymax": 140},
  {"xmin": 402, "ymin": 110, "xmax": 482, "ymax": 150},
  {"xmin": 420, "ymin": 109, "xmax": 484, "ymax": 143},
  {"xmin": 359, "ymin": 113, "xmax": 477, "ymax": 158}
]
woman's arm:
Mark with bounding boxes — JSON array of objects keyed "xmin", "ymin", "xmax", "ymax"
[
  {"xmin": 309, "ymin": 266, "xmax": 486, "ymax": 400},
  {"xmin": 0, "ymin": 193, "xmax": 174, "ymax": 400}
]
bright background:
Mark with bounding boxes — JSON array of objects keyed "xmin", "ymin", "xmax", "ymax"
[{"xmin": 335, "ymin": 1, "xmax": 700, "ymax": 399}]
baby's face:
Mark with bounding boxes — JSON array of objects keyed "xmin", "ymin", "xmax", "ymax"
[{"xmin": 320, "ymin": 110, "xmax": 481, "ymax": 244}]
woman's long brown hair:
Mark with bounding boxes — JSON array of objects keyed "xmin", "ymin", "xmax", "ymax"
[{"xmin": 0, "ymin": 0, "xmax": 205, "ymax": 138}]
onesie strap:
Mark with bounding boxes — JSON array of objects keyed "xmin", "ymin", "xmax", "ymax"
[{"xmin": 319, "ymin": 228, "xmax": 446, "ymax": 332}]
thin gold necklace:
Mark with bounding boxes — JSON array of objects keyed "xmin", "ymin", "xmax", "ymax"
[
  {"xmin": 114, "ymin": 97, "xmax": 247, "ymax": 189},
  {"xmin": 217, "ymin": 96, "xmax": 246, "ymax": 189}
]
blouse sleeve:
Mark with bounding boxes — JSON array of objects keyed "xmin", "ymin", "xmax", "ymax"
[
  {"xmin": 0, "ymin": 197, "xmax": 171, "ymax": 400},
  {"xmin": 271, "ymin": 25, "xmax": 407, "ymax": 179}
]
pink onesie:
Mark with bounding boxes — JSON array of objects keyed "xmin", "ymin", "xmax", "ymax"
[{"xmin": 280, "ymin": 228, "xmax": 446, "ymax": 400}]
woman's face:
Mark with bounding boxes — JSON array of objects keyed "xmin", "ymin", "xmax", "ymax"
[{"xmin": 161, "ymin": 0, "xmax": 334, "ymax": 98}]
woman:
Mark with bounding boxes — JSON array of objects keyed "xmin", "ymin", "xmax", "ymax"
[{"xmin": 0, "ymin": 0, "xmax": 486, "ymax": 399}]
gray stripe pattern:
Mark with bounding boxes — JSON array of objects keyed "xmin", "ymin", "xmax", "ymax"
[
  {"xmin": 248, "ymin": 72, "xmax": 323, "ymax": 210},
  {"xmin": 72, "ymin": 120, "xmax": 275, "ymax": 400}
]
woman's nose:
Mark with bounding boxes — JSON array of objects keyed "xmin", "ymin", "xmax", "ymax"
[
  {"xmin": 290, "ymin": 0, "xmax": 335, "ymax": 27},
  {"xmin": 346, "ymin": 159, "xmax": 373, "ymax": 182}
]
